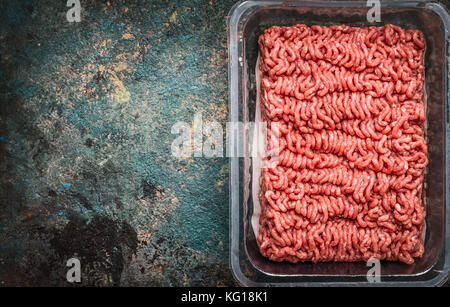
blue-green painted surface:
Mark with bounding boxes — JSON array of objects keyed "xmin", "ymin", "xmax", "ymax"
[{"xmin": 0, "ymin": 0, "xmax": 236, "ymax": 286}]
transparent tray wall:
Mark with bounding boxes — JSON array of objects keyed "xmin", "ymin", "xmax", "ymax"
[{"xmin": 229, "ymin": 0, "xmax": 450, "ymax": 286}]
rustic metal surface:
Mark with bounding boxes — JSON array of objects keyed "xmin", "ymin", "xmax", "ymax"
[{"xmin": 0, "ymin": 0, "xmax": 234, "ymax": 286}]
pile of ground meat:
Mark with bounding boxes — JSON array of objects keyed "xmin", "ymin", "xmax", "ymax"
[{"xmin": 257, "ymin": 24, "xmax": 427, "ymax": 264}]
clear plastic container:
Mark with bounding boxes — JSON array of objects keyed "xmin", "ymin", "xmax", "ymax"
[{"xmin": 228, "ymin": 0, "xmax": 450, "ymax": 286}]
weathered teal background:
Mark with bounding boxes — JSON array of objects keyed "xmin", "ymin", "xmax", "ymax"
[{"xmin": 0, "ymin": 0, "xmax": 236, "ymax": 286}]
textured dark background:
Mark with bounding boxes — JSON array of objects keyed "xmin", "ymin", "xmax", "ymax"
[{"xmin": 0, "ymin": 0, "xmax": 448, "ymax": 286}]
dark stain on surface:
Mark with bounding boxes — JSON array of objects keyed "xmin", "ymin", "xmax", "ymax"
[
  {"xmin": 50, "ymin": 215, "xmax": 138, "ymax": 286},
  {"xmin": 68, "ymin": 191, "xmax": 93, "ymax": 211},
  {"xmin": 142, "ymin": 180, "xmax": 161, "ymax": 200},
  {"xmin": 84, "ymin": 138, "xmax": 94, "ymax": 148}
]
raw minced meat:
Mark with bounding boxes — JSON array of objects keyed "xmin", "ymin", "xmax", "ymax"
[{"xmin": 257, "ymin": 24, "xmax": 427, "ymax": 264}]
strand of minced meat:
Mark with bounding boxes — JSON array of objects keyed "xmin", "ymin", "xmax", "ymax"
[{"xmin": 257, "ymin": 24, "xmax": 427, "ymax": 264}]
